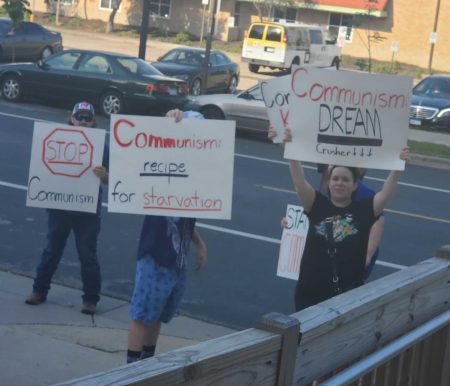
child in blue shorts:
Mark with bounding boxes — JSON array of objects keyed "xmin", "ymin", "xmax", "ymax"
[{"xmin": 126, "ymin": 110, "xmax": 207, "ymax": 363}]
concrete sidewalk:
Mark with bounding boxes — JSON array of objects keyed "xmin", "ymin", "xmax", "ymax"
[{"xmin": 0, "ymin": 270, "xmax": 236, "ymax": 386}]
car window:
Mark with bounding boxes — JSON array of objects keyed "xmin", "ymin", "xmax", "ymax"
[
  {"xmin": 45, "ymin": 52, "xmax": 81, "ymax": 70},
  {"xmin": 116, "ymin": 57, "xmax": 161, "ymax": 75},
  {"xmin": 0, "ymin": 20, "xmax": 12, "ymax": 35},
  {"xmin": 309, "ymin": 29, "xmax": 323, "ymax": 44},
  {"xmin": 214, "ymin": 52, "xmax": 229, "ymax": 65},
  {"xmin": 415, "ymin": 78, "xmax": 450, "ymax": 98},
  {"xmin": 247, "ymin": 85, "xmax": 263, "ymax": 101},
  {"xmin": 22, "ymin": 22, "xmax": 43, "ymax": 34},
  {"xmin": 78, "ymin": 55, "xmax": 112, "ymax": 74},
  {"xmin": 266, "ymin": 26, "xmax": 283, "ymax": 43},
  {"xmin": 159, "ymin": 49, "xmax": 180, "ymax": 63},
  {"xmin": 248, "ymin": 25, "xmax": 264, "ymax": 40}
]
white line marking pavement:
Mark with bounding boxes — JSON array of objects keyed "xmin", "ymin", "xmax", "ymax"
[{"xmin": 1, "ymin": 179, "xmax": 407, "ymax": 270}]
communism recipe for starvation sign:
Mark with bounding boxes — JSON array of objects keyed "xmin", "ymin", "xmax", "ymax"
[
  {"xmin": 108, "ymin": 114, "xmax": 236, "ymax": 219},
  {"xmin": 284, "ymin": 66, "xmax": 412, "ymax": 170},
  {"xmin": 26, "ymin": 122, "xmax": 106, "ymax": 213}
]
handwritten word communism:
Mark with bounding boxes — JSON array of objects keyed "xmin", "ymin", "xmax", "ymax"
[
  {"xmin": 27, "ymin": 176, "xmax": 94, "ymax": 204},
  {"xmin": 113, "ymin": 119, "xmax": 222, "ymax": 149}
]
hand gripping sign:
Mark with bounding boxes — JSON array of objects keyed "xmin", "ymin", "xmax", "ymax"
[{"xmin": 27, "ymin": 122, "xmax": 106, "ymax": 213}]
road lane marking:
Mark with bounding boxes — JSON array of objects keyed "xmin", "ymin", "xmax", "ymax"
[
  {"xmin": 0, "ymin": 179, "xmax": 407, "ymax": 270},
  {"xmin": 236, "ymin": 154, "xmax": 450, "ymax": 194},
  {"xmin": 257, "ymin": 184, "xmax": 450, "ymax": 225}
]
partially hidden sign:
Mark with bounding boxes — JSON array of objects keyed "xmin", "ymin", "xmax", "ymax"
[
  {"xmin": 277, "ymin": 204, "xmax": 309, "ymax": 280},
  {"xmin": 27, "ymin": 122, "xmax": 106, "ymax": 213},
  {"xmin": 284, "ymin": 66, "xmax": 412, "ymax": 170},
  {"xmin": 108, "ymin": 115, "xmax": 235, "ymax": 219},
  {"xmin": 260, "ymin": 75, "xmax": 291, "ymax": 144}
]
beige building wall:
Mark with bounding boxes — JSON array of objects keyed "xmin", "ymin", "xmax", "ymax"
[{"xmin": 339, "ymin": 0, "xmax": 450, "ymax": 72}]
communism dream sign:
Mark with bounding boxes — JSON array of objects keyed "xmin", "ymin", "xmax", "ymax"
[
  {"xmin": 108, "ymin": 115, "xmax": 235, "ymax": 219},
  {"xmin": 26, "ymin": 122, "xmax": 106, "ymax": 213},
  {"xmin": 284, "ymin": 66, "xmax": 413, "ymax": 170}
]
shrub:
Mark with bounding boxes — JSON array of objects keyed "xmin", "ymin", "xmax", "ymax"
[{"xmin": 175, "ymin": 31, "xmax": 190, "ymax": 44}]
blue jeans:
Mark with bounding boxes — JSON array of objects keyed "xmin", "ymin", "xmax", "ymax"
[{"xmin": 33, "ymin": 210, "xmax": 101, "ymax": 304}]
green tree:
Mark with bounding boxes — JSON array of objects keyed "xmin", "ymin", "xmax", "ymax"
[
  {"xmin": 353, "ymin": 0, "xmax": 386, "ymax": 73},
  {"xmin": 2, "ymin": 0, "xmax": 31, "ymax": 27}
]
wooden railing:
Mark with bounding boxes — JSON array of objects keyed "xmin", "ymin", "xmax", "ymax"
[{"xmin": 57, "ymin": 246, "xmax": 450, "ymax": 386}]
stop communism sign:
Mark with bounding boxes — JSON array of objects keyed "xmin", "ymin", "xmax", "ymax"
[{"xmin": 43, "ymin": 128, "xmax": 93, "ymax": 178}]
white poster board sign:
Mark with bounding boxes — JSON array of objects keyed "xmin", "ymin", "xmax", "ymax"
[
  {"xmin": 285, "ymin": 66, "xmax": 412, "ymax": 170},
  {"xmin": 108, "ymin": 115, "xmax": 235, "ymax": 219},
  {"xmin": 277, "ymin": 204, "xmax": 309, "ymax": 280},
  {"xmin": 260, "ymin": 75, "xmax": 291, "ymax": 143},
  {"xmin": 26, "ymin": 122, "xmax": 106, "ymax": 213}
]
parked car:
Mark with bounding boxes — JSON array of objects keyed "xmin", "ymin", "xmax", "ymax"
[
  {"xmin": 186, "ymin": 84, "xmax": 269, "ymax": 134},
  {"xmin": 0, "ymin": 49, "xmax": 189, "ymax": 116},
  {"xmin": 0, "ymin": 18, "xmax": 63, "ymax": 62},
  {"xmin": 152, "ymin": 47, "xmax": 240, "ymax": 96},
  {"xmin": 410, "ymin": 75, "xmax": 450, "ymax": 131}
]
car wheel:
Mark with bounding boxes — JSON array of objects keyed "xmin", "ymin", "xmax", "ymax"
[
  {"xmin": 227, "ymin": 76, "xmax": 238, "ymax": 94},
  {"xmin": 1, "ymin": 74, "xmax": 23, "ymax": 102},
  {"xmin": 289, "ymin": 57, "xmax": 300, "ymax": 74},
  {"xmin": 331, "ymin": 57, "xmax": 340, "ymax": 70},
  {"xmin": 191, "ymin": 78, "xmax": 202, "ymax": 96},
  {"xmin": 200, "ymin": 106, "xmax": 225, "ymax": 120},
  {"xmin": 100, "ymin": 91, "xmax": 123, "ymax": 116},
  {"xmin": 41, "ymin": 46, "xmax": 53, "ymax": 60},
  {"xmin": 248, "ymin": 63, "xmax": 260, "ymax": 73}
]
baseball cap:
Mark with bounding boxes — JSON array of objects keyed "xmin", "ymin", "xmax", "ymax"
[
  {"xmin": 72, "ymin": 101, "xmax": 95, "ymax": 121},
  {"xmin": 182, "ymin": 110, "xmax": 204, "ymax": 120}
]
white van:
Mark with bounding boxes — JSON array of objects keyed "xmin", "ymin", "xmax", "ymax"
[{"xmin": 242, "ymin": 22, "xmax": 341, "ymax": 73}]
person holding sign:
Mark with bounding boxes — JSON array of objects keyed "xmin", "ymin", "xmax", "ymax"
[
  {"xmin": 25, "ymin": 102, "xmax": 108, "ymax": 316},
  {"xmin": 269, "ymin": 126, "xmax": 409, "ymax": 311},
  {"xmin": 126, "ymin": 109, "xmax": 207, "ymax": 364}
]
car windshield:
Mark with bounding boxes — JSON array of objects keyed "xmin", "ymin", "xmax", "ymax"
[
  {"xmin": 414, "ymin": 77, "xmax": 450, "ymax": 98},
  {"xmin": 160, "ymin": 50, "xmax": 204, "ymax": 66},
  {"xmin": 0, "ymin": 20, "xmax": 12, "ymax": 35},
  {"xmin": 116, "ymin": 57, "xmax": 162, "ymax": 76}
]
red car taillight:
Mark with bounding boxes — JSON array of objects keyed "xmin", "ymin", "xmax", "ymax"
[{"xmin": 146, "ymin": 84, "xmax": 170, "ymax": 94}]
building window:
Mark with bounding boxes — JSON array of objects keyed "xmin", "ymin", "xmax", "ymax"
[
  {"xmin": 100, "ymin": 0, "xmax": 120, "ymax": 10},
  {"xmin": 150, "ymin": 0, "xmax": 171, "ymax": 18},
  {"xmin": 273, "ymin": 7, "xmax": 297, "ymax": 23},
  {"xmin": 329, "ymin": 13, "xmax": 353, "ymax": 42}
]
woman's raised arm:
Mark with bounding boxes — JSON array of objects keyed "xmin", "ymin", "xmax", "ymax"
[{"xmin": 373, "ymin": 147, "xmax": 410, "ymax": 217}]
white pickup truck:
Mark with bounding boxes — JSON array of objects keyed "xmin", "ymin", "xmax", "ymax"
[{"xmin": 242, "ymin": 22, "xmax": 341, "ymax": 73}]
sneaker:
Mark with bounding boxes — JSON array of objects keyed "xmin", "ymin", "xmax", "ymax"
[
  {"xmin": 25, "ymin": 292, "xmax": 46, "ymax": 305},
  {"xmin": 81, "ymin": 303, "xmax": 96, "ymax": 315}
]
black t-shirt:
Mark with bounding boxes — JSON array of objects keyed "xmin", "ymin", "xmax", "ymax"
[{"xmin": 295, "ymin": 192, "xmax": 376, "ymax": 310}]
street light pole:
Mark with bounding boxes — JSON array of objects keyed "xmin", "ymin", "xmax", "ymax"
[
  {"xmin": 427, "ymin": 0, "xmax": 441, "ymax": 74},
  {"xmin": 139, "ymin": 0, "xmax": 151, "ymax": 60},
  {"xmin": 201, "ymin": 0, "xmax": 218, "ymax": 94}
]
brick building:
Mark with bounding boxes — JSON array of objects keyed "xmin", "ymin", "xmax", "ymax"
[{"xmin": 28, "ymin": 0, "xmax": 449, "ymax": 72}]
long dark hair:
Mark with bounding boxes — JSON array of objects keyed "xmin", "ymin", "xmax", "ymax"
[{"xmin": 328, "ymin": 165, "xmax": 360, "ymax": 183}]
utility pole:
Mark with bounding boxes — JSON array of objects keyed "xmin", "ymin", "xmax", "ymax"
[
  {"xmin": 201, "ymin": 0, "xmax": 218, "ymax": 94},
  {"xmin": 427, "ymin": 0, "xmax": 441, "ymax": 74},
  {"xmin": 138, "ymin": 0, "xmax": 151, "ymax": 60}
]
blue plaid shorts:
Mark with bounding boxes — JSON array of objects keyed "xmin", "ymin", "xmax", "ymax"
[{"xmin": 130, "ymin": 256, "xmax": 187, "ymax": 325}]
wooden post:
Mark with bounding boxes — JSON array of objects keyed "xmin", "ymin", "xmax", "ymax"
[
  {"xmin": 436, "ymin": 245, "xmax": 450, "ymax": 260},
  {"xmin": 256, "ymin": 312, "xmax": 300, "ymax": 386}
]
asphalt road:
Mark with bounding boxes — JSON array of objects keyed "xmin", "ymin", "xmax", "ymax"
[{"xmin": 1, "ymin": 102, "xmax": 450, "ymax": 329}]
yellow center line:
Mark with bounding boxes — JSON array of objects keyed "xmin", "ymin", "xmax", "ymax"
[{"xmin": 257, "ymin": 184, "xmax": 450, "ymax": 225}]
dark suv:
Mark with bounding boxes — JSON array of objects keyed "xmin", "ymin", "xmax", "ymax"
[{"xmin": 409, "ymin": 75, "xmax": 450, "ymax": 131}]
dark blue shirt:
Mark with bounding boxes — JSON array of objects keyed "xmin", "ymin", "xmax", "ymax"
[{"xmin": 138, "ymin": 216, "xmax": 196, "ymax": 270}]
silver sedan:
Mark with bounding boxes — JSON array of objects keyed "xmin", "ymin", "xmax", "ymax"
[{"xmin": 186, "ymin": 85, "xmax": 269, "ymax": 134}]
